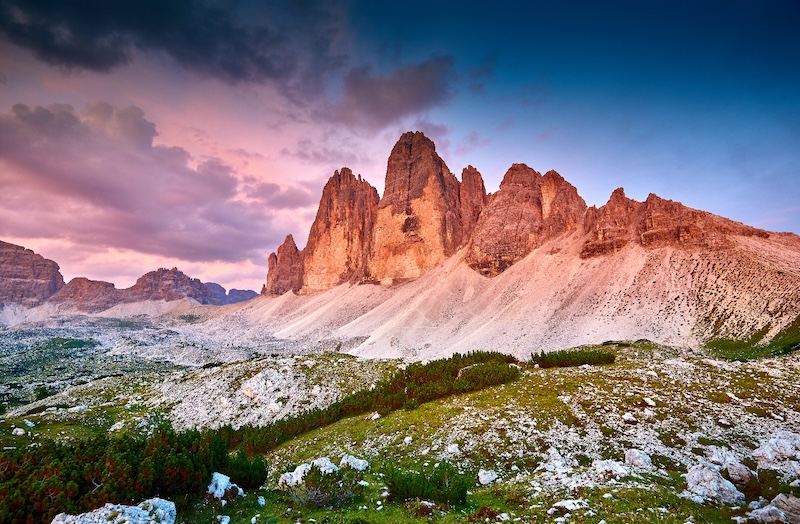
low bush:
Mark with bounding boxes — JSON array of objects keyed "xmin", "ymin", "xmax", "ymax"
[
  {"xmin": 283, "ymin": 464, "xmax": 364, "ymax": 508},
  {"xmin": 384, "ymin": 462, "xmax": 470, "ymax": 506},
  {"xmin": 530, "ymin": 348, "xmax": 615, "ymax": 368}
]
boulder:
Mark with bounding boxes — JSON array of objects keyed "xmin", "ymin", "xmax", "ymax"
[
  {"xmin": 771, "ymin": 493, "xmax": 800, "ymax": 523},
  {"xmin": 478, "ymin": 469, "xmax": 498, "ymax": 485},
  {"xmin": 624, "ymin": 449, "xmax": 653, "ymax": 470},
  {"xmin": 51, "ymin": 498, "xmax": 175, "ymax": 524},
  {"xmin": 685, "ymin": 464, "xmax": 745, "ymax": 503}
]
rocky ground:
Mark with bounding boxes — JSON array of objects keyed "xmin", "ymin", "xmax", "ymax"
[{"xmin": 3, "ymin": 328, "xmax": 799, "ymax": 522}]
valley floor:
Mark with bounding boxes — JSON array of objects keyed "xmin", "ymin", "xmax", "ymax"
[{"xmin": 2, "ymin": 332, "xmax": 799, "ymax": 523}]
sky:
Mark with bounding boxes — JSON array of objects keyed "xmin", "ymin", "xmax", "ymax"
[{"xmin": 1, "ymin": 0, "xmax": 799, "ymax": 292}]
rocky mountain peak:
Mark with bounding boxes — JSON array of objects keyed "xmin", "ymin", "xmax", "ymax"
[
  {"xmin": 0, "ymin": 240, "xmax": 64, "ymax": 307},
  {"xmin": 128, "ymin": 267, "xmax": 214, "ymax": 303},
  {"xmin": 459, "ymin": 165, "xmax": 488, "ymax": 243},
  {"xmin": 368, "ymin": 130, "xmax": 463, "ymax": 283},
  {"xmin": 302, "ymin": 167, "xmax": 379, "ymax": 292},
  {"xmin": 264, "ymin": 234, "xmax": 304, "ymax": 296},
  {"xmin": 466, "ymin": 164, "xmax": 586, "ymax": 276}
]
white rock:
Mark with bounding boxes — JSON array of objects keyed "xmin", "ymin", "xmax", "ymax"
[
  {"xmin": 745, "ymin": 505, "xmax": 788, "ymax": 523},
  {"xmin": 278, "ymin": 463, "xmax": 310, "ymax": 488},
  {"xmin": 770, "ymin": 493, "xmax": 800, "ymax": 524},
  {"xmin": 257, "ymin": 496, "xmax": 265, "ymax": 506},
  {"xmin": 340, "ymin": 454, "xmax": 369, "ymax": 471},
  {"xmin": 622, "ymin": 412, "xmax": 638, "ymax": 424},
  {"xmin": 552, "ymin": 499, "xmax": 589, "ymax": 512},
  {"xmin": 23, "ymin": 419, "xmax": 34, "ymax": 427},
  {"xmin": 216, "ymin": 517, "xmax": 230, "ymax": 524},
  {"xmin": 478, "ymin": 469, "xmax": 498, "ymax": 485},
  {"xmin": 208, "ymin": 472, "xmax": 244, "ymax": 499},
  {"xmin": 403, "ymin": 436, "xmax": 413, "ymax": 445},
  {"xmin": 643, "ymin": 397, "xmax": 656, "ymax": 407},
  {"xmin": 312, "ymin": 457, "xmax": 339, "ymax": 474},
  {"xmin": 707, "ymin": 446, "xmax": 737, "ymax": 467},
  {"xmin": 367, "ymin": 411, "xmax": 381, "ymax": 421},
  {"xmin": 51, "ymin": 498, "xmax": 176, "ymax": 524},
  {"xmin": 753, "ymin": 432, "xmax": 800, "ymax": 469},
  {"xmin": 685, "ymin": 464, "xmax": 744, "ymax": 503},
  {"xmin": 625, "ymin": 449, "xmax": 653, "ymax": 470},
  {"xmin": 446, "ymin": 443, "xmax": 460, "ymax": 455},
  {"xmin": 593, "ymin": 460, "xmax": 629, "ymax": 481},
  {"xmin": 11, "ymin": 427, "xmax": 25, "ymax": 436}
]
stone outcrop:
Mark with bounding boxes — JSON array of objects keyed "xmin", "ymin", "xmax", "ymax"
[
  {"xmin": 301, "ymin": 168, "xmax": 379, "ymax": 292},
  {"xmin": 466, "ymin": 165, "xmax": 586, "ymax": 276},
  {"xmin": 581, "ymin": 189, "xmax": 770, "ymax": 257},
  {"xmin": 368, "ymin": 131, "xmax": 463, "ymax": 283},
  {"xmin": 0, "ymin": 241, "xmax": 64, "ymax": 307},
  {"xmin": 48, "ymin": 277, "xmax": 120, "ymax": 312},
  {"xmin": 459, "ymin": 165, "xmax": 488, "ymax": 242},
  {"xmin": 264, "ymin": 235, "xmax": 304, "ymax": 296}
]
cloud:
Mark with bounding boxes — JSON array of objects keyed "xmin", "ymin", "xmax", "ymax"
[
  {"xmin": 0, "ymin": 102, "xmax": 314, "ymax": 262},
  {"xmin": 280, "ymin": 138, "xmax": 361, "ymax": 166},
  {"xmin": 0, "ymin": 0, "xmax": 345, "ymax": 87},
  {"xmin": 467, "ymin": 54, "xmax": 496, "ymax": 95},
  {"xmin": 322, "ymin": 56, "xmax": 458, "ymax": 131},
  {"xmin": 455, "ymin": 131, "xmax": 491, "ymax": 157}
]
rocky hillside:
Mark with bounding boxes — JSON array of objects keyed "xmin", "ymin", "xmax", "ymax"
[
  {"xmin": 260, "ymin": 131, "xmax": 800, "ymax": 355},
  {"xmin": 0, "ymin": 240, "xmax": 64, "ymax": 307}
]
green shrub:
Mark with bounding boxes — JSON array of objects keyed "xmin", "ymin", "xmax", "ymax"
[
  {"xmin": 530, "ymin": 348, "xmax": 615, "ymax": 368},
  {"xmin": 384, "ymin": 462, "xmax": 470, "ymax": 506},
  {"xmin": 283, "ymin": 464, "xmax": 364, "ymax": 508},
  {"xmin": 34, "ymin": 386, "xmax": 51, "ymax": 400},
  {"xmin": 226, "ymin": 450, "xmax": 268, "ymax": 489}
]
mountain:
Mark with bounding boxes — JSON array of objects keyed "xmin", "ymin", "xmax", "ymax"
[
  {"xmin": 44, "ymin": 269, "xmax": 255, "ymax": 312},
  {"xmin": 204, "ymin": 282, "xmax": 258, "ymax": 305},
  {"xmin": 259, "ymin": 131, "xmax": 800, "ymax": 357},
  {"xmin": 0, "ymin": 240, "xmax": 64, "ymax": 307}
]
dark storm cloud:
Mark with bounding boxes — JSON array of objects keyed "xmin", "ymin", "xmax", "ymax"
[
  {"xmin": 0, "ymin": 0, "xmax": 307, "ymax": 83},
  {"xmin": 0, "ymin": 102, "xmax": 308, "ymax": 262},
  {"xmin": 323, "ymin": 56, "xmax": 458, "ymax": 131}
]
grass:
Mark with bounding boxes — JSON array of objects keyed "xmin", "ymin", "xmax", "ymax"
[
  {"xmin": 707, "ymin": 314, "xmax": 800, "ymax": 360},
  {"xmin": 6, "ymin": 340, "xmax": 800, "ymax": 523}
]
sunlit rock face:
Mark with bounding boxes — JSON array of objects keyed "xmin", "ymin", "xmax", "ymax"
[
  {"xmin": 264, "ymin": 235, "xmax": 304, "ymax": 296},
  {"xmin": 368, "ymin": 131, "xmax": 464, "ymax": 284},
  {"xmin": 0, "ymin": 240, "xmax": 64, "ymax": 306},
  {"xmin": 466, "ymin": 164, "xmax": 586, "ymax": 276},
  {"xmin": 301, "ymin": 168, "xmax": 379, "ymax": 292}
]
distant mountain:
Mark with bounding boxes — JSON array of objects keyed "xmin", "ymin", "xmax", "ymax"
[
  {"xmin": 1, "ymin": 247, "xmax": 256, "ymax": 312},
  {"xmin": 0, "ymin": 240, "xmax": 64, "ymax": 307},
  {"xmin": 204, "ymin": 282, "xmax": 258, "ymax": 305},
  {"xmin": 259, "ymin": 130, "xmax": 800, "ymax": 357}
]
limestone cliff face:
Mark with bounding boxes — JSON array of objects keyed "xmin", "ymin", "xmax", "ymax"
[
  {"xmin": 368, "ymin": 131, "xmax": 463, "ymax": 283},
  {"xmin": 581, "ymin": 189, "xmax": 769, "ymax": 257},
  {"xmin": 301, "ymin": 168, "xmax": 379, "ymax": 292},
  {"xmin": 459, "ymin": 166, "xmax": 488, "ymax": 242},
  {"xmin": 465, "ymin": 164, "xmax": 586, "ymax": 276},
  {"xmin": 48, "ymin": 277, "xmax": 121, "ymax": 312},
  {"xmin": 264, "ymin": 235, "xmax": 304, "ymax": 296},
  {"xmin": 0, "ymin": 241, "xmax": 64, "ymax": 307}
]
